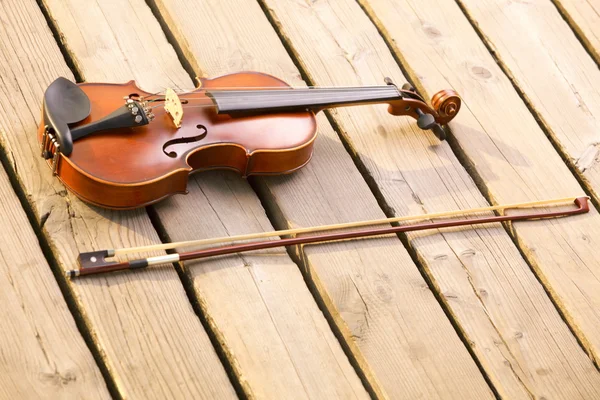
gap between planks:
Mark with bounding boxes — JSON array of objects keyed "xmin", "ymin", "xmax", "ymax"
[
  {"xmin": 2, "ymin": 0, "xmax": 239, "ymax": 397},
  {"xmin": 447, "ymin": 0, "xmax": 600, "ymax": 367},
  {"xmin": 0, "ymin": 139, "xmax": 114, "ymax": 399},
  {"xmin": 142, "ymin": 0, "xmax": 391, "ymax": 396},
  {"xmin": 35, "ymin": 0, "xmax": 372, "ymax": 395},
  {"xmin": 251, "ymin": 0, "xmax": 501, "ymax": 395},
  {"xmin": 350, "ymin": 0, "xmax": 600, "ymax": 372},
  {"xmin": 145, "ymin": 1, "xmax": 499, "ymax": 399},
  {"xmin": 354, "ymin": 0, "xmax": 600, "ymax": 381},
  {"xmin": 32, "ymin": 0, "xmax": 250, "ymax": 396},
  {"xmin": 241, "ymin": 0, "xmax": 600, "ymax": 398},
  {"xmin": 550, "ymin": 0, "xmax": 600, "ymax": 68}
]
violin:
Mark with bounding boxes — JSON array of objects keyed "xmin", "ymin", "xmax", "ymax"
[{"xmin": 38, "ymin": 72, "xmax": 461, "ymax": 209}]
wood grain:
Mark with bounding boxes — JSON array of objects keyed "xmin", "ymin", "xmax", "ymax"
[
  {"xmin": 41, "ymin": 0, "xmax": 369, "ymax": 397},
  {"xmin": 155, "ymin": 172, "xmax": 368, "ymax": 399},
  {"xmin": 0, "ymin": 0, "xmax": 235, "ymax": 398},
  {"xmin": 0, "ymin": 165, "xmax": 109, "ymax": 398},
  {"xmin": 149, "ymin": 0, "xmax": 496, "ymax": 398},
  {"xmin": 243, "ymin": 0, "xmax": 600, "ymax": 398},
  {"xmin": 456, "ymin": 0, "xmax": 600, "ymax": 220},
  {"xmin": 360, "ymin": 0, "xmax": 600, "ymax": 373},
  {"xmin": 552, "ymin": 0, "xmax": 600, "ymax": 66}
]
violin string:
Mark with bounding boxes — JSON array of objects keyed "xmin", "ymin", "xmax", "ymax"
[
  {"xmin": 144, "ymin": 84, "xmax": 399, "ymax": 94},
  {"xmin": 147, "ymin": 92, "xmax": 402, "ymax": 111},
  {"xmin": 142, "ymin": 85, "xmax": 400, "ymax": 100},
  {"xmin": 145, "ymin": 89, "xmax": 401, "ymax": 104},
  {"xmin": 148, "ymin": 96, "xmax": 397, "ymax": 110}
]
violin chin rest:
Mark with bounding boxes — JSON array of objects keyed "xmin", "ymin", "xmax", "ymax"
[{"xmin": 42, "ymin": 77, "xmax": 91, "ymax": 156}]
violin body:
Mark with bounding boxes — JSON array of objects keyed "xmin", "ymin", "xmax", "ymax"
[
  {"xmin": 39, "ymin": 73, "xmax": 317, "ymax": 209},
  {"xmin": 38, "ymin": 71, "xmax": 461, "ymax": 209}
]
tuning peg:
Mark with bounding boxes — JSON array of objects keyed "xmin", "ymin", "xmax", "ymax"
[
  {"xmin": 415, "ymin": 108, "xmax": 446, "ymax": 140},
  {"xmin": 402, "ymin": 83, "xmax": 416, "ymax": 92},
  {"xmin": 415, "ymin": 108, "xmax": 435, "ymax": 130}
]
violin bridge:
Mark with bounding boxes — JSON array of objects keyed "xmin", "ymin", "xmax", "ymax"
[{"xmin": 164, "ymin": 88, "xmax": 183, "ymax": 128}]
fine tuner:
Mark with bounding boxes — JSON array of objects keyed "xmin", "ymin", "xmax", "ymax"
[{"xmin": 38, "ymin": 72, "xmax": 461, "ymax": 209}]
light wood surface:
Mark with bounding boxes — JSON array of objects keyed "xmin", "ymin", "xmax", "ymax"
[
  {"xmin": 0, "ymin": 0, "xmax": 236, "ymax": 398},
  {"xmin": 456, "ymin": 0, "xmax": 600, "ymax": 218},
  {"xmin": 0, "ymin": 165, "xmax": 109, "ymax": 398},
  {"xmin": 249, "ymin": 0, "xmax": 600, "ymax": 398},
  {"xmin": 552, "ymin": 0, "xmax": 600, "ymax": 65},
  {"xmin": 149, "ymin": 0, "xmax": 497, "ymax": 397},
  {"xmin": 2, "ymin": 0, "xmax": 599, "ymax": 397},
  {"xmin": 42, "ymin": 0, "xmax": 369, "ymax": 397},
  {"xmin": 360, "ymin": 0, "xmax": 600, "ymax": 374},
  {"xmin": 155, "ymin": 172, "xmax": 368, "ymax": 399}
]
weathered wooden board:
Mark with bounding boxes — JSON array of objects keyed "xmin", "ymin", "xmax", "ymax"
[
  {"xmin": 456, "ymin": 0, "xmax": 600, "ymax": 218},
  {"xmin": 0, "ymin": 0, "xmax": 235, "ymax": 398},
  {"xmin": 41, "ymin": 0, "xmax": 368, "ymax": 397},
  {"xmin": 256, "ymin": 0, "xmax": 600, "ymax": 398},
  {"xmin": 552, "ymin": 0, "xmax": 600, "ymax": 65},
  {"xmin": 360, "ymin": 0, "xmax": 600, "ymax": 368},
  {"xmin": 0, "ymin": 166, "xmax": 109, "ymax": 398},
  {"xmin": 149, "ymin": 0, "xmax": 496, "ymax": 398},
  {"xmin": 155, "ymin": 172, "xmax": 368, "ymax": 399}
]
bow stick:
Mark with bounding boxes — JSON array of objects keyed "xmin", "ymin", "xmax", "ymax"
[{"xmin": 67, "ymin": 196, "xmax": 590, "ymax": 278}]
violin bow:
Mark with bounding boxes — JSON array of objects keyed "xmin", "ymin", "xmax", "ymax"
[{"xmin": 67, "ymin": 196, "xmax": 590, "ymax": 278}]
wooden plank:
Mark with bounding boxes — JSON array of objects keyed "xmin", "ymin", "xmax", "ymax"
[
  {"xmin": 149, "ymin": 0, "xmax": 496, "ymax": 398},
  {"xmin": 0, "ymin": 0, "xmax": 236, "ymax": 398},
  {"xmin": 155, "ymin": 172, "xmax": 368, "ymax": 399},
  {"xmin": 552, "ymin": 0, "xmax": 600, "ymax": 65},
  {"xmin": 41, "ymin": 0, "xmax": 369, "ymax": 397},
  {"xmin": 0, "ymin": 165, "xmax": 109, "ymax": 398},
  {"xmin": 456, "ymin": 0, "xmax": 600, "ymax": 217},
  {"xmin": 359, "ymin": 0, "xmax": 600, "ymax": 370},
  {"xmin": 229, "ymin": 0, "xmax": 600, "ymax": 398}
]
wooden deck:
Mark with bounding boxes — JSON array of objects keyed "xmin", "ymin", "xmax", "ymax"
[{"xmin": 1, "ymin": 0, "xmax": 600, "ymax": 398}]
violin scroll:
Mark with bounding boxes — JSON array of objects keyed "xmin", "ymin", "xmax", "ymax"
[{"xmin": 431, "ymin": 89, "xmax": 461, "ymax": 123}]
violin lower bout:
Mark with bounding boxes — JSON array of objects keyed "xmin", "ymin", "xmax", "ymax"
[
  {"xmin": 44, "ymin": 138, "xmax": 315, "ymax": 210},
  {"xmin": 41, "ymin": 131, "xmax": 316, "ymax": 211}
]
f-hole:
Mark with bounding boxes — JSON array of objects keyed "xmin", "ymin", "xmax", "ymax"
[{"xmin": 163, "ymin": 124, "xmax": 208, "ymax": 158}]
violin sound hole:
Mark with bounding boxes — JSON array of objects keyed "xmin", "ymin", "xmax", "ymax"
[{"xmin": 163, "ymin": 124, "xmax": 208, "ymax": 158}]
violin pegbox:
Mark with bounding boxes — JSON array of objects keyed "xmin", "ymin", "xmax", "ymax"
[
  {"xmin": 385, "ymin": 77, "xmax": 461, "ymax": 141},
  {"xmin": 164, "ymin": 88, "xmax": 183, "ymax": 128}
]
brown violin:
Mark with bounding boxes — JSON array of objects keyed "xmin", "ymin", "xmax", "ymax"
[{"xmin": 38, "ymin": 72, "xmax": 461, "ymax": 209}]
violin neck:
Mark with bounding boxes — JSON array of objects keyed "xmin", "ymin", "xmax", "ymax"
[{"xmin": 207, "ymin": 86, "xmax": 401, "ymax": 115}]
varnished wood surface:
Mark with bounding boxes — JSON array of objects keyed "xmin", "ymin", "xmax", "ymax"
[{"xmin": 2, "ymin": 0, "xmax": 600, "ymax": 397}]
